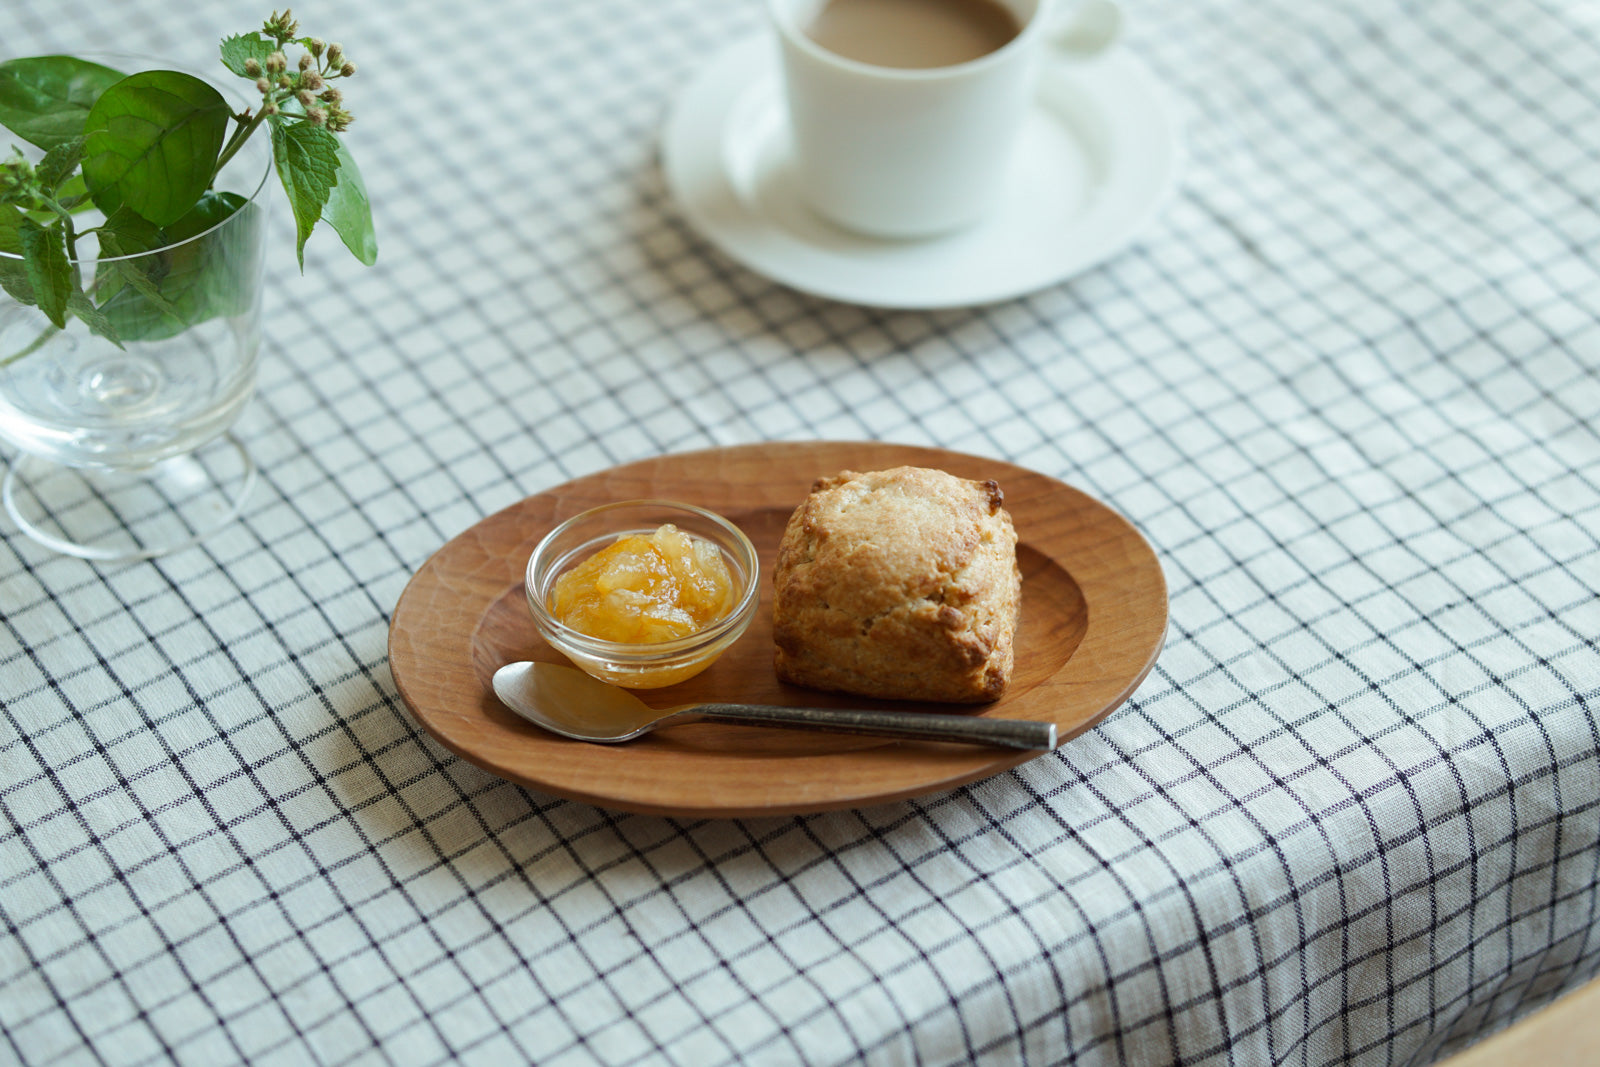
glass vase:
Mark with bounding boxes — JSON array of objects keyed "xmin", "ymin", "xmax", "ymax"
[{"xmin": 0, "ymin": 56, "xmax": 272, "ymax": 562}]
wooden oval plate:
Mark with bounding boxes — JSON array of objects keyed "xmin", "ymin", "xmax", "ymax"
[{"xmin": 388, "ymin": 441, "xmax": 1167, "ymax": 816}]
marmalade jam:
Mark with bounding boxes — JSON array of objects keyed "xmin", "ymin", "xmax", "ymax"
[{"xmin": 549, "ymin": 524, "xmax": 735, "ymax": 643}]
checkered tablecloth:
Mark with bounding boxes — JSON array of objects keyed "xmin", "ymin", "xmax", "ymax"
[{"xmin": 3, "ymin": 0, "xmax": 1596, "ymax": 1063}]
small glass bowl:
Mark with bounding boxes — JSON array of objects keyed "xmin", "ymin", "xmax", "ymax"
[{"xmin": 524, "ymin": 500, "xmax": 760, "ymax": 689}]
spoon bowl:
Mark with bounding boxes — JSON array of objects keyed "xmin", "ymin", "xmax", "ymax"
[{"xmin": 492, "ymin": 661, "xmax": 1058, "ymax": 750}]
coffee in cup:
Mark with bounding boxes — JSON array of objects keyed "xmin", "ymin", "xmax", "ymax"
[{"xmin": 805, "ymin": 0, "xmax": 1023, "ymax": 70}]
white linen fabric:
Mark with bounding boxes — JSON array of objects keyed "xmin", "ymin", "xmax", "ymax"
[{"xmin": 1, "ymin": 0, "xmax": 1595, "ymax": 1064}]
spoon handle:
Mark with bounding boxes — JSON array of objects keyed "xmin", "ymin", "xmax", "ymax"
[{"xmin": 682, "ymin": 703, "xmax": 1058, "ymax": 750}]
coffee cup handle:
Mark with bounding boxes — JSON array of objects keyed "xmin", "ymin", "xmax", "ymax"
[{"xmin": 1046, "ymin": 0, "xmax": 1123, "ymax": 58}]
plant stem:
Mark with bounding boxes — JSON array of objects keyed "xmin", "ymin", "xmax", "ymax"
[
  {"xmin": 40, "ymin": 196, "xmax": 79, "ymax": 261},
  {"xmin": 0, "ymin": 324, "xmax": 60, "ymax": 368},
  {"xmin": 212, "ymin": 105, "xmax": 273, "ymax": 183}
]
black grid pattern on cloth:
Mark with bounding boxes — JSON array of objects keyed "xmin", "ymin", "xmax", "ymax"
[{"xmin": 1, "ymin": 0, "xmax": 1597, "ymax": 1064}]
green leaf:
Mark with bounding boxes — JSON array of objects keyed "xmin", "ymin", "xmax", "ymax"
[
  {"xmin": 82, "ymin": 70, "xmax": 230, "ymax": 227},
  {"xmin": 67, "ymin": 287, "xmax": 121, "ymax": 347},
  {"xmin": 163, "ymin": 189, "xmax": 248, "ymax": 245},
  {"xmin": 270, "ymin": 117, "xmax": 339, "ymax": 269},
  {"xmin": 35, "ymin": 135, "xmax": 85, "ymax": 194},
  {"xmin": 0, "ymin": 56, "xmax": 126, "ymax": 150},
  {"xmin": 93, "ymin": 205, "xmax": 175, "ymax": 316},
  {"xmin": 324, "ymin": 136, "xmax": 377, "ymax": 266},
  {"xmin": 95, "ymin": 192, "xmax": 258, "ymax": 343},
  {"xmin": 54, "ymin": 174, "xmax": 93, "ymax": 212},
  {"xmin": 220, "ymin": 33, "xmax": 278, "ymax": 79},
  {"xmin": 0, "ymin": 204, "xmax": 34, "ymax": 304},
  {"xmin": 18, "ymin": 217, "xmax": 72, "ymax": 328},
  {"xmin": 0, "ymin": 203, "xmax": 24, "ymax": 255},
  {"xmin": 0, "ymin": 264, "xmax": 34, "ymax": 306},
  {"xmin": 94, "ymin": 204, "xmax": 167, "ymax": 260}
]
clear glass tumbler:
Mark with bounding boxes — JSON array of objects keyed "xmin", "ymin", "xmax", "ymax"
[{"xmin": 0, "ymin": 58, "xmax": 271, "ymax": 562}]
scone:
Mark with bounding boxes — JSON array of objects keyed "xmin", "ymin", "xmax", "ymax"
[{"xmin": 772, "ymin": 466, "xmax": 1021, "ymax": 703}]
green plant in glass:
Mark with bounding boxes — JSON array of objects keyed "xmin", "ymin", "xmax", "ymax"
[{"xmin": 0, "ymin": 9, "xmax": 377, "ymax": 561}]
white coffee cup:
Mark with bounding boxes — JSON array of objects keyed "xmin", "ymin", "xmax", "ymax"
[{"xmin": 770, "ymin": 0, "xmax": 1121, "ymax": 239}]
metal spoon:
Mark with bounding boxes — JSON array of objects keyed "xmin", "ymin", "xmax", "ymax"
[{"xmin": 492, "ymin": 661, "xmax": 1058, "ymax": 750}]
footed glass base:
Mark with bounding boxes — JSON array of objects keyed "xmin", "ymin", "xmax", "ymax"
[{"xmin": 3, "ymin": 433, "xmax": 256, "ymax": 562}]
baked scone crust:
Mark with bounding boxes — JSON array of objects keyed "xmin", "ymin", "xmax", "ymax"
[{"xmin": 772, "ymin": 466, "xmax": 1021, "ymax": 703}]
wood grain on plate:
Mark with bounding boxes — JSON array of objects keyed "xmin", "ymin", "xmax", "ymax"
[{"xmin": 387, "ymin": 441, "xmax": 1167, "ymax": 816}]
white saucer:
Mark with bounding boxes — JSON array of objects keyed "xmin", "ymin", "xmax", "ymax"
[{"xmin": 661, "ymin": 35, "xmax": 1184, "ymax": 310}]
